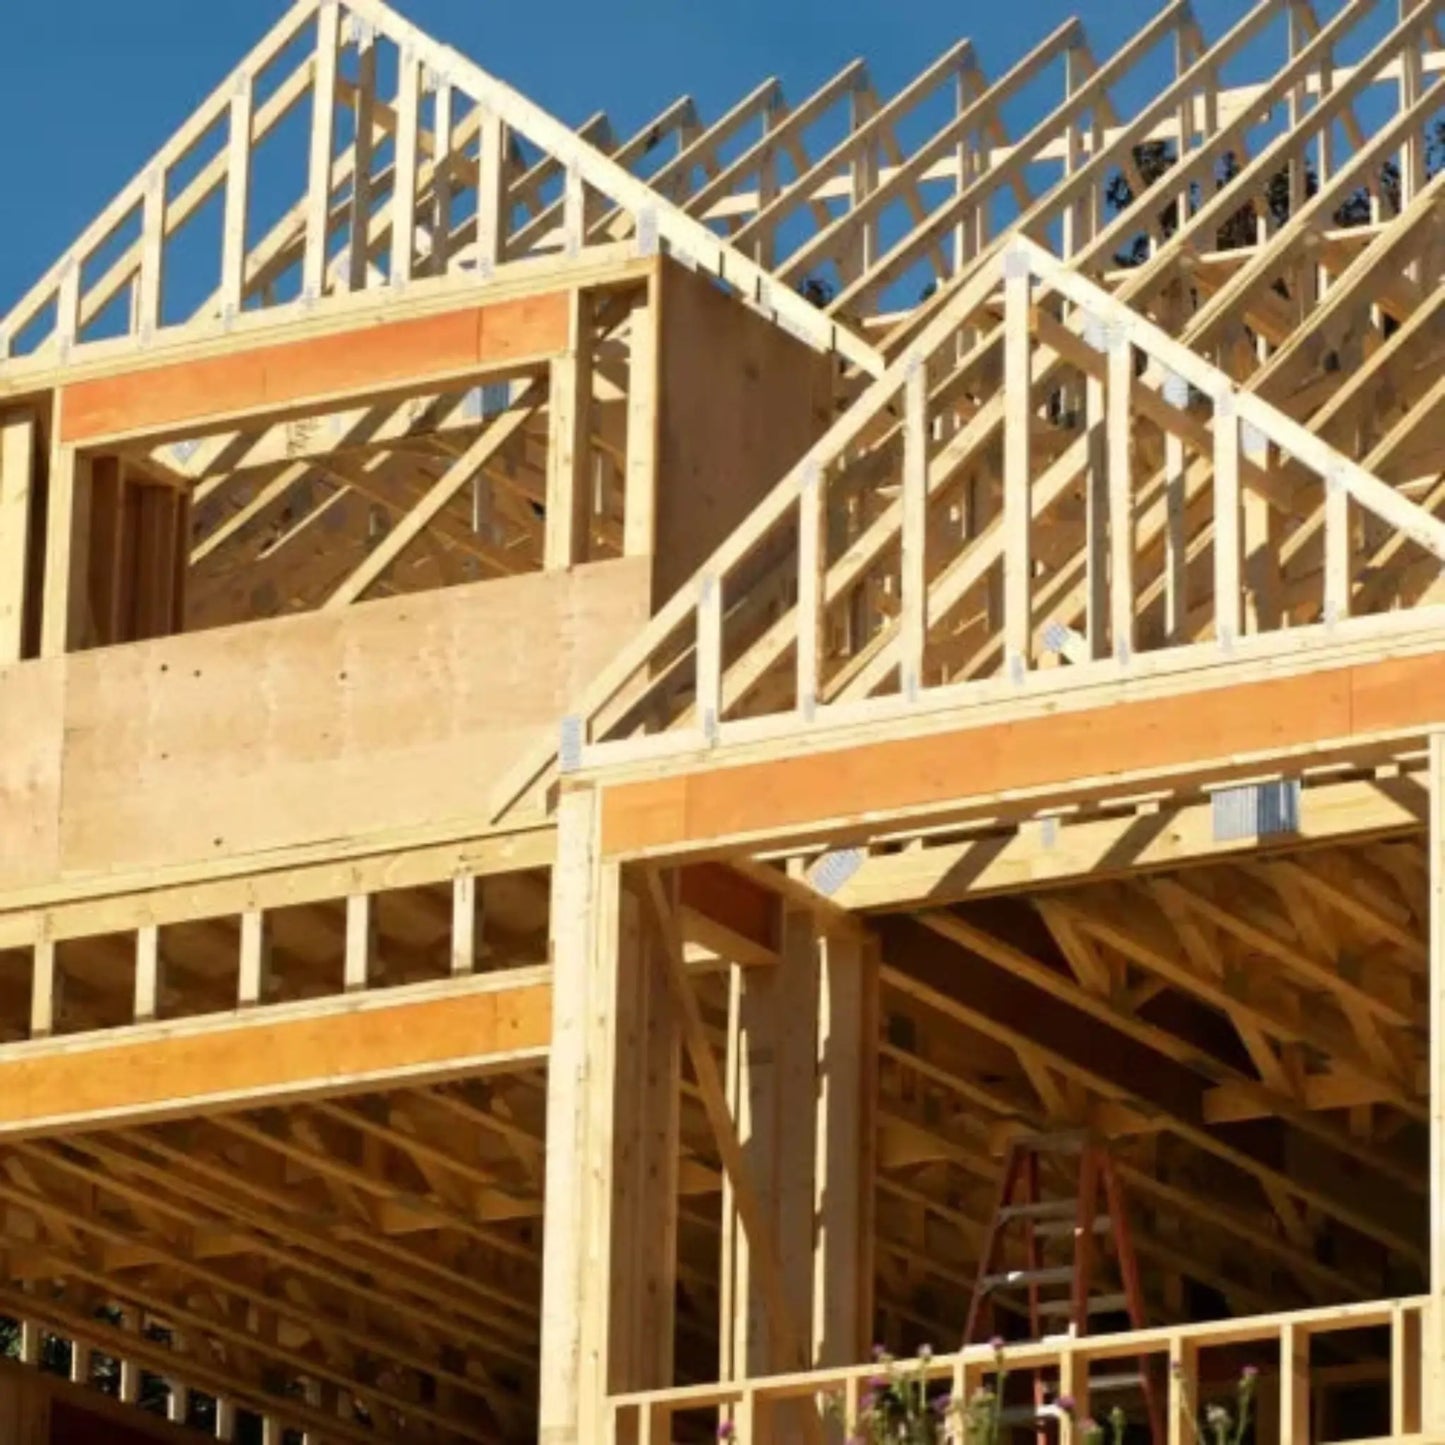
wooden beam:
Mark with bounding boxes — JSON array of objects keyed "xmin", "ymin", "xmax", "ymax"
[
  {"xmin": 599, "ymin": 647, "xmax": 1445, "ymax": 859},
  {"xmin": 60, "ymin": 292, "xmax": 569, "ymax": 446},
  {"xmin": 0, "ymin": 971, "xmax": 549, "ymax": 1135},
  {"xmin": 827, "ymin": 772, "xmax": 1426, "ymax": 910}
]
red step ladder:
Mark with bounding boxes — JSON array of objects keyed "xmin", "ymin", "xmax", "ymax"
[{"xmin": 963, "ymin": 1131, "xmax": 1163, "ymax": 1440}]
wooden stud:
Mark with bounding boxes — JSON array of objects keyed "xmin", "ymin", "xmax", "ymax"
[
  {"xmin": 1084, "ymin": 354, "xmax": 1107, "ymax": 659},
  {"xmin": 40, "ymin": 440, "xmax": 89, "ymax": 657},
  {"xmin": 134, "ymin": 924, "xmax": 163, "ymax": 1023},
  {"xmin": 347, "ymin": 38, "xmax": 377, "ymax": 293},
  {"xmin": 390, "ymin": 50, "xmax": 421, "ymax": 288},
  {"xmin": 30, "ymin": 940, "xmax": 58, "ymax": 1040},
  {"xmin": 1106, "ymin": 331, "xmax": 1133, "ymax": 661},
  {"xmin": 796, "ymin": 462, "xmax": 824, "ymax": 718},
  {"xmin": 697, "ymin": 575, "xmax": 722, "ymax": 741},
  {"xmin": 623, "ymin": 284, "xmax": 659, "ymax": 560},
  {"xmin": 1166, "ymin": 1335, "xmax": 1198, "ymax": 1445},
  {"xmin": 136, "ymin": 167, "xmax": 166, "ymax": 339},
  {"xmin": 609, "ymin": 877, "xmax": 680, "ymax": 1396},
  {"xmin": 1003, "ymin": 253, "xmax": 1031, "ymax": 678},
  {"xmin": 900, "ymin": 358, "xmax": 928, "ymax": 698},
  {"xmin": 812, "ymin": 931, "xmax": 874, "ymax": 1366},
  {"xmin": 1279, "ymin": 1321, "xmax": 1309, "ymax": 1444},
  {"xmin": 1212, "ymin": 393, "xmax": 1240, "ymax": 648},
  {"xmin": 0, "ymin": 411, "xmax": 35, "ymax": 664},
  {"xmin": 238, "ymin": 908, "xmax": 270, "ymax": 1007},
  {"xmin": 451, "ymin": 874, "xmax": 480, "ymax": 976},
  {"xmin": 1393, "ymin": 1301, "xmax": 1422, "ymax": 1436},
  {"xmin": 1428, "ymin": 731, "xmax": 1445, "ymax": 1431},
  {"xmin": 475, "ymin": 110, "xmax": 507, "ymax": 274},
  {"xmin": 301, "ymin": 0, "xmax": 341, "ymax": 303},
  {"xmin": 1324, "ymin": 472, "xmax": 1349, "ymax": 626},
  {"xmin": 539, "ymin": 786, "xmax": 601, "ymax": 1445},
  {"xmin": 544, "ymin": 295, "xmax": 593, "ymax": 570},
  {"xmin": 430, "ymin": 82, "xmax": 454, "ymax": 275},
  {"xmin": 344, "ymin": 893, "xmax": 374, "ymax": 992}
]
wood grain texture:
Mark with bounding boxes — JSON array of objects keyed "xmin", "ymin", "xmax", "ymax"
[
  {"xmin": 0, "ymin": 975, "xmax": 550, "ymax": 1133},
  {"xmin": 60, "ymin": 292, "xmax": 569, "ymax": 444},
  {"xmin": 599, "ymin": 655, "xmax": 1445, "ymax": 856},
  {"xmin": 0, "ymin": 558, "xmax": 647, "ymax": 893}
]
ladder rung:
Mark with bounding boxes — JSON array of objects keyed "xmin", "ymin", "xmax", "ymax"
[
  {"xmin": 1036, "ymin": 1293, "xmax": 1128, "ymax": 1317},
  {"xmin": 980, "ymin": 1267, "xmax": 1075, "ymax": 1291},
  {"xmin": 997, "ymin": 1200, "xmax": 1077, "ymax": 1222},
  {"xmin": 1016, "ymin": 1129, "xmax": 1090, "ymax": 1154},
  {"xmin": 1034, "ymin": 1216, "xmax": 1111, "ymax": 1239}
]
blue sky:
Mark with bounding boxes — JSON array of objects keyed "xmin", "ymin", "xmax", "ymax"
[{"xmin": 0, "ymin": 0, "xmax": 1254, "ymax": 312}]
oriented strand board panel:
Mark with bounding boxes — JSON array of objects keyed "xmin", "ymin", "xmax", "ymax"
[
  {"xmin": 652, "ymin": 258, "xmax": 834, "ymax": 603},
  {"xmin": 0, "ymin": 658, "xmax": 66, "ymax": 890},
  {"xmin": 60, "ymin": 291, "xmax": 569, "ymax": 444},
  {"xmin": 33, "ymin": 557, "xmax": 647, "ymax": 884}
]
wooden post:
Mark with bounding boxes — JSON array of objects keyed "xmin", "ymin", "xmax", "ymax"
[
  {"xmin": 301, "ymin": 1, "xmax": 340, "ymax": 303},
  {"xmin": 540, "ymin": 785, "xmax": 615, "ymax": 1445},
  {"xmin": 1163, "ymin": 390, "xmax": 1187, "ymax": 645},
  {"xmin": 900, "ymin": 359, "xmax": 928, "ymax": 699},
  {"xmin": 1084, "ymin": 349, "xmax": 1107, "ymax": 659},
  {"xmin": 1279, "ymin": 1322, "xmax": 1309, "ymax": 1444},
  {"xmin": 451, "ymin": 875, "xmax": 481, "ymax": 976},
  {"xmin": 623, "ymin": 282, "xmax": 660, "ymax": 562},
  {"xmin": 796, "ymin": 462, "xmax": 825, "ymax": 718},
  {"xmin": 722, "ymin": 906, "xmax": 818, "ymax": 1380},
  {"xmin": 1167, "ymin": 1334, "xmax": 1198, "ymax": 1445},
  {"xmin": 545, "ymin": 293, "xmax": 593, "ymax": 570},
  {"xmin": 135, "ymin": 924, "xmax": 163, "ymax": 1023},
  {"xmin": 30, "ymin": 940, "xmax": 59, "ymax": 1040},
  {"xmin": 347, "ymin": 38, "xmax": 377, "ymax": 294},
  {"xmin": 390, "ymin": 49, "xmax": 420, "ymax": 288},
  {"xmin": 1392, "ymin": 1301, "xmax": 1422, "ymax": 1436},
  {"xmin": 475, "ymin": 110, "xmax": 507, "ymax": 275},
  {"xmin": 1106, "ymin": 331, "xmax": 1133, "ymax": 661},
  {"xmin": 1003, "ymin": 249, "xmax": 1032, "ymax": 678},
  {"xmin": 1426, "ymin": 731, "xmax": 1445, "ymax": 1430},
  {"xmin": 220, "ymin": 77, "xmax": 253, "ymax": 320},
  {"xmin": 1212, "ymin": 394, "xmax": 1241, "ymax": 648},
  {"xmin": 40, "ymin": 439, "xmax": 91, "ymax": 657},
  {"xmin": 344, "ymin": 893, "xmax": 374, "ymax": 992},
  {"xmin": 430, "ymin": 83, "xmax": 454, "ymax": 275},
  {"xmin": 812, "ymin": 931, "xmax": 877, "ymax": 1367},
  {"xmin": 0, "ymin": 411, "xmax": 35, "ymax": 664},
  {"xmin": 238, "ymin": 908, "xmax": 270, "ymax": 1007},
  {"xmin": 609, "ymin": 876, "xmax": 681, "ymax": 1397}
]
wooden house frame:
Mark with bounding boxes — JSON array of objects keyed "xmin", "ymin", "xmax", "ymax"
[{"xmin": 0, "ymin": 0, "xmax": 1443, "ymax": 1440}]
